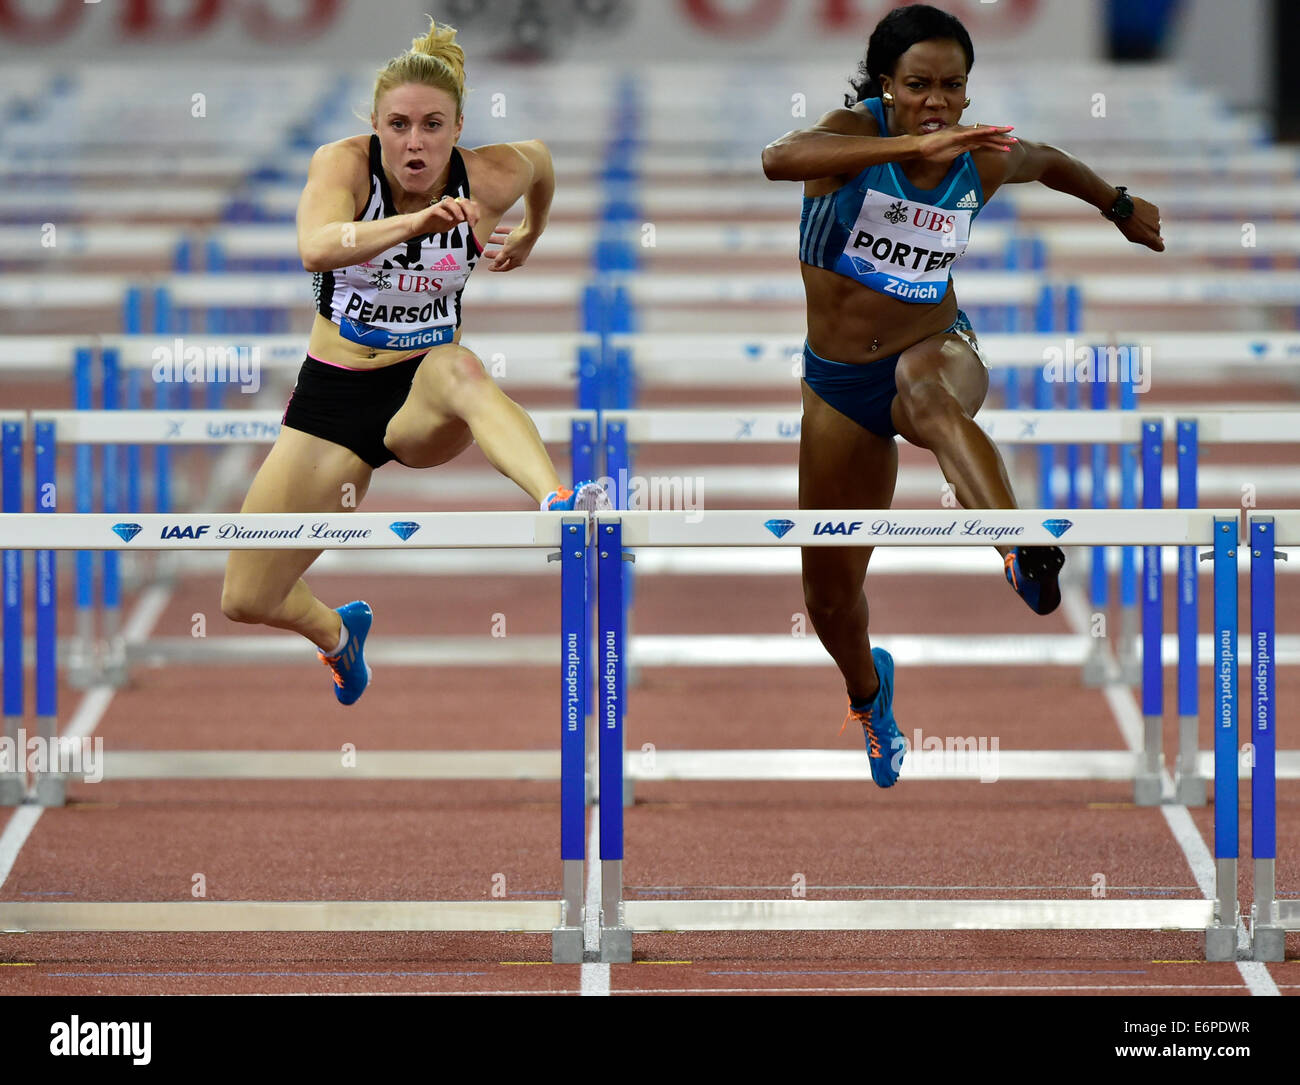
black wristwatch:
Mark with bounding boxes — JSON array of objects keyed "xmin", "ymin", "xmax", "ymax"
[{"xmin": 1103, "ymin": 185, "xmax": 1134, "ymax": 222}]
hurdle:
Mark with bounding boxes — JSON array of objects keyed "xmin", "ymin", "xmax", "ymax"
[
  {"xmin": 12, "ymin": 414, "xmax": 599, "ymax": 796},
  {"xmin": 1248, "ymin": 512, "xmax": 1298, "ymax": 962},
  {"xmin": 0, "ymin": 511, "xmax": 591, "ymax": 962},
  {"xmin": 601, "ymin": 407, "xmax": 1300, "ymax": 805},
  {"xmin": 30, "ymin": 406, "xmax": 598, "ymax": 684},
  {"xmin": 590, "ymin": 508, "xmax": 1244, "ymax": 962}
]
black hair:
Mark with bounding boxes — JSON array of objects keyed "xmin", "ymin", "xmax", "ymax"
[{"xmin": 845, "ymin": 3, "xmax": 975, "ymax": 106}]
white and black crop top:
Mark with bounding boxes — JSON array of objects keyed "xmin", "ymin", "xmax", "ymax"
[{"xmin": 312, "ymin": 135, "xmax": 482, "ymax": 352}]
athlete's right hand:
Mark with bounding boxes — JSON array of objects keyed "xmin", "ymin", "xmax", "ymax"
[
  {"xmin": 917, "ymin": 124, "xmax": 1017, "ymax": 164},
  {"xmin": 412, "ymin": 196, "xmax": 481, "ymax": 237}
]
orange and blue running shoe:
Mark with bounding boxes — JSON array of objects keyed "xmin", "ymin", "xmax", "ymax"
[
  {"xmin": 841, "ymin": 646, "xmax": 905, "ymax": 788},
  {"xmin": 542, "ymin": 480, "xmax": 612, "ymax": 512},
  {"xmin": 318, "ymin": 600, "xmax": 372, "ymax": 706},
  {"xmin": 1004, "ymin": 545, "xmax": 1065, "ymax": 615}
]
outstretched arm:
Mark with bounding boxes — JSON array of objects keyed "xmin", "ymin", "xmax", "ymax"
[
  {"xmin": 1000, "ymin": 140, "xmax": 1164, "ymax": 251},
  {"xmin": 479, "ymin": 139, "xmax": 554, "ymax": 271},
  {"xmin": 762, "ymin": 108, "xmax": 1016, "ymax": 184}
]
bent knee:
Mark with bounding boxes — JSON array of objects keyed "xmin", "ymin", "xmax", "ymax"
[
  {"xmin": 221, "ymin": 583, "xmax": 273, "ymax": 626},
  {"xmin": 417, "ymin": 346, "xmax": 492, "ymax": 416},
  {"xmin": 802, "ymin": 581, "xmax": 864, "ymax": 625},
  {"xmin": 438, "ymin": 346, "xmax": 489, "ymax": 390},
  {"xmin": 895, "ymin": 377, "xmax": 967, "ymax": 434}
]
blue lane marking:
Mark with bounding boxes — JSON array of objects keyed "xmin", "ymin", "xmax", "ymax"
[{"xmin": 47, "ymin": 970, "xmax": 492, "ymax": 980}]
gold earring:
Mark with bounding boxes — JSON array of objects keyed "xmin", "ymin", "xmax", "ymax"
[
  {"xmin": 963, "ymin": 97, "xmax": 971, "ymax": 108},
  {"xmin": 881, "ymin": 91, "xmax": 894, "ymax": 104}
]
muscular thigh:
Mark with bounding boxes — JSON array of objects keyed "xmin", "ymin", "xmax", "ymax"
[
  {"xmin": 384, "ymin": 344, "xmax": 478, "ymax": 469},
  {"xmin": 890, "ymin": 332, "xmax": 989, "ymax": 447},
  {"xmin": 799, "ymin": 381, "xmax": 900, "ymax": 598},
  {"xmin": 224, "ymin": 427, "xmax": 374, "ymax": 597}
]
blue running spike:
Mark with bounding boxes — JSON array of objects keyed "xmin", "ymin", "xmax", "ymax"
[
  {"xmin": 1005, "ymin": 546, "xmax": 1065, "ymax": 615},
  {"xmin": 845, "ymin": 647, "xmax": 905, "ymax": 788},
  {"xmin": 319, "ymin": 601, "xmax": 373, "ymax": 706},
  {"xmin": 543, "ymin": 480, "xmax": 612, "ymax": 512}
]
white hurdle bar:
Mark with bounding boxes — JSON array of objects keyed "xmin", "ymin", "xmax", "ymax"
[
  {"xmin": 607, "ymin": 332, "xmax": 1300, "ymax": 386},
  {"xmin": 591, "ymin": 509, "xmax": 1245, "ymax": 962},
  {"xmin": 0, "ymin": 510, "xmax": 591, "ymax": 956},
  {"xmin": 31, "ymin": 408, "xmax": 597, "ymax": 687}
]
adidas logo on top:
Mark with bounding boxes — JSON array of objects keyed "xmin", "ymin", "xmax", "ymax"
[
  {"xmin": 955, "ymin": 190, "xmax": 979, "ymax": 210},
  {"xmin": 430, "ymin": 253, "xmax": 459, "ymax": 272}
]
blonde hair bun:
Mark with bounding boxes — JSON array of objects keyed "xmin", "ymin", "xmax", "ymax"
[{"xmin": 373, "ymin": 17, "xmax": 468, "ymax": 117}]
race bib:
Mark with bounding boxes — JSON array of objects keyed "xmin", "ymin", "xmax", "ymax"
[{"xmin": 834, "ymin": 188, "xmax": 974, "ymax": 303}]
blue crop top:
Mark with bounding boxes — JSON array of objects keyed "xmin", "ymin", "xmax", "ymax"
[{"xmin": 798, "ymin": 98, "xmax": 985, "ymax": 304}]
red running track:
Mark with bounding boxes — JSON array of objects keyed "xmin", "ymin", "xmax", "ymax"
[{"xmin": 1, "ymin": 388, "xmax": 1297, "ymax": 997}]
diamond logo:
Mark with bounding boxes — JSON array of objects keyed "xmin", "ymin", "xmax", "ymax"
[
  {"xmin": 849, "ymin": 256, "xmax": 876, "ymax": 276},
  {"xmin": 389, "ymin": 521, "xmax": 420, "ymax": 541},
  {"xmin": 1042, "ymin": 518, "xmax": 1073, "ymax": 538},
  {"xmin": 112, "ymin": 522, "xmax": 142, "ymax": 543},
  {"xmin": 765, "ymin": 519, "xmax": 796, "ymax": 539}
]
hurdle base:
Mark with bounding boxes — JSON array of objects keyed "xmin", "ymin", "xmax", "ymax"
[
  {"xmin": 551, "ymin": 926, "xmax": 585, "ymax": 964},
  {"xmin": 0, "ymin": 773, "xmax": 25, "ymax": 806},
  {"xmin": 33, "ymin": 772, "xmax": 67, "ymax": 807},
  {"xmin": 102, "ymin": 636, "xmax": 129, "ymax": 689},
  {"xmin": 1133, "ymin": 773, "xmax": 1163, "ymax": 807},
  {"xmin": 1251, "ymin": 925, "xmax": 1285, "ymax": 963},
  {"xmin": 1204, "ymin": 924, "xmax": 1238, "ymax": 962},
  {"xmin": 1081, "ymin": 643, "xmax": 1109, "ymax": 688},
  {"xmin": 599, "ymin": 923, "xmax": 633, "ymax": 963},
  {"xmin": 1174, "ymin": 773, "xmax": 1206, "ymax": 807}
]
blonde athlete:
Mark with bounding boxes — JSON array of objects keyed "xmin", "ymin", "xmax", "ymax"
[{"xmin": 221, "ymin": 19, "xmax": 606, "ymax": 705}]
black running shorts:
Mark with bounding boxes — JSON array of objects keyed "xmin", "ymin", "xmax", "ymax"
[{"xmin": 281, "ymin": 352, "xmax": 427, "ymax": 468}]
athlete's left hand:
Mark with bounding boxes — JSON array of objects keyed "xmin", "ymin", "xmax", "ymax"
[
  {"xmin": 1115, "ymin": 195, "xmax": 1165, "ymax": 252},
  {"xmin": 484, "ymin": 223, "xmax": 539, "ymax": 271}
]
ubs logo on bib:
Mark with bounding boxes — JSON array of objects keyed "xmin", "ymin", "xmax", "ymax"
[{"xmin": 883, "ymin": 201, "xmax": 908, "ymax": 224}]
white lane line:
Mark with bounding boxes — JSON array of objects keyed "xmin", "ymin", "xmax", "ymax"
[
  {"xmin": 580, "ymin": 799, "xmax": 611, "ymax": 995},
  {"xmin": 0, "ymin": 805, "xmax": 42, "ymax": 891},
  {"xmin": 609, "ymin": 983, "xmax": 1271, "ymax": 995},
  {"xmin": 195, "ymin": 981, "xmax": 1300, "ymax": 996},
  {"xmin": 1, "ymin": 441, "xmax": 247, "ymax": 894},
  {"xmin": 0, "ymin": 683, "xmax": 118, "ymax": 892},
  {"xmin": 1236, "ymin": 961, "xmax": 1283, "ymax": 996},
  {"xmin": 1062, "ymin": 584, "xmax": 1281, "ymax": 996}
]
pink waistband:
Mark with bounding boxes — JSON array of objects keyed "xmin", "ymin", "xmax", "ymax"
[{"xmin": 306, "ymin": 351, "xmax": 373, "ymax": 372}]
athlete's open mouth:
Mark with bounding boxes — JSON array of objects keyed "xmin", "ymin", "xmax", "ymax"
[
  {"xmin": 919, "ymin": 119, "xmax": 945, "ymax": 133},
  {"xmin": 406, "ymin": 159, "xmax": 426, "ymax": 172}
]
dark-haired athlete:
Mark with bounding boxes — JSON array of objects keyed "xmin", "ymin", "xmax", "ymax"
[{"xmin": 762, "ymin": 3, "xmax": 1163, "ymax": 786}]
